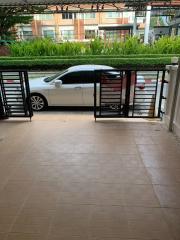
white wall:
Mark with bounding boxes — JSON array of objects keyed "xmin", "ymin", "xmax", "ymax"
[{"xmin": 164, "ymin": 65, "xmax": 180, "ymax": 137}]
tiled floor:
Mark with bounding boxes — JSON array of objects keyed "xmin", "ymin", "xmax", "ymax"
[{"xmin": 0, "ymin": 112, "xmax": 180, "ymax": 240}]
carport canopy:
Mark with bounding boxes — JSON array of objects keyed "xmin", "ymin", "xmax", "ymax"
[{"xmin": 0, "ymin": 0, "xmax": 178, "ymax": 6}]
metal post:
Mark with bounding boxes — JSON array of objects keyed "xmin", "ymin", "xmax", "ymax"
[{"xmin": 169, "ymin": 59, "xmax": 180, "ymax": 132}]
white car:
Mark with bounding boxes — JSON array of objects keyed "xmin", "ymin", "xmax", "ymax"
[{"xmin": 29, "ymin": 65, "xmax": 145, "ymax": 111}]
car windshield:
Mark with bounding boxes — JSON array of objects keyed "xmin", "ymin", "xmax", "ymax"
[{"xmin": 44, "ymin": 70, "xmax": 68, "ymax": 83}]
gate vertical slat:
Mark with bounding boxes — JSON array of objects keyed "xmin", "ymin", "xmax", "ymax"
[
  {"xmin": 153, "ymin": 71, "xmax": 159, "ymax": 117},
  {"xmin": 158, "ymin": 70, "xmax": 166, "ymax": 118},
  {"xmin": 19, "ymin": 71, "xmax": 27, "ymax": 115},
  {"xmin": 24, "ymin": 71, "xmax": 33, "ymax": 119},
  {"xmin": 132, "ymin": 71, "xmax": 137, "ymax": 117},
  {"xmin": 0, "ymin": 72, "xmax": 9, "ymax": 116},
  {"xmin": 99, "ymin": 72, "xmax": 102, "ymax": 117},
  {"xmin": 0, "ymin": 90, "xmax": 5, "ymax": 118},
  {"xmin": 124, "ymin": 71, "xmax": 131, "ymax": 117}
]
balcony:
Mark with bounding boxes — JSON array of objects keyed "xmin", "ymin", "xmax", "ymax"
[{"xmin": 0, "ymin": 61, "xmax": 180, "ymax": 239}]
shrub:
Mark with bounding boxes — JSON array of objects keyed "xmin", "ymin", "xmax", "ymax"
[{"xmin": 9, "ymin": 36, "xmax": 180, "ymax": 57}]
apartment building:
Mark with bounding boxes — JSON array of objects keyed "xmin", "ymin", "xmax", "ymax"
[{"xmin": 17, "ymin": 9, "xmax": 144, "ymax": 42}]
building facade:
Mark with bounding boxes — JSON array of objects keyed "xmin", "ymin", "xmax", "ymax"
[{"xmin": 17, "ymin": 10, "xmax": 144, "ymax": 42}]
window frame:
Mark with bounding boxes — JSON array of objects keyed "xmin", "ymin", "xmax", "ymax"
[{"xmin": 60, "ymin": 71, "xmax": 94, "ymax": 84}]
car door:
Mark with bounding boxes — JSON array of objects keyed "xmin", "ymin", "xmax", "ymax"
[
  {"xmin": 48, "ymin": 71, "xmax": 84, "ymax": 106},
  {"xmin": 81, "ymin": 71, "xmax": 94, "ymax": 106}
]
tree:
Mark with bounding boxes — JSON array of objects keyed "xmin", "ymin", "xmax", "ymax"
[{"xmin": 0, "ymin": 6, "xmax": 45, "ymax": 40}]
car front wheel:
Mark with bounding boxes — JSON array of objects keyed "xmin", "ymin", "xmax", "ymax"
[{"xmin": 31, "ymin": 94, "xmax": 47, "ymax": 111}]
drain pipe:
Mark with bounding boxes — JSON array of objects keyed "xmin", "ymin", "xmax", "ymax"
[{"xmin": 169, "ymin": 58, "xmax": 180, "ymax": 132}]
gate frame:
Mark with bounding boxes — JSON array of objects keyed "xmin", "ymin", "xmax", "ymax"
[
  {"xmin": 0, "ymin": 69, "xmax": 33, "ymax": 120},
  {"xmin": 94, "ymin": 69, "xmax": 167, "ymax": 120}
]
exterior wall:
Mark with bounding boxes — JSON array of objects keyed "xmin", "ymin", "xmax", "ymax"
[{"xmin": 164, "ymin": 65, "xmax": 180, "ymax": 137}]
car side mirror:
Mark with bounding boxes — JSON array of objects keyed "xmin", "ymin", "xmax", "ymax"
[{"xmin": 54, "ymin": 79, "xmax": 62, "ymax": 88}]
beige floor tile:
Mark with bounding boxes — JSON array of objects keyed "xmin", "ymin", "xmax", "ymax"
[
  {"xmin": 140, "ymin": 153, "xmax": 180, "ymax": 168},
  {"xmin": 128, "ymin": 220, "xmax": 173, "ymax": 239},
  {"xmin": 9, "ymin": 166, "xmax": 39, "ymax": 181},
  {"xmin": 23, "ymin": 196, "xmax": 58, "ymax": 210},
  {"xmin": 125, "ymin": 207, "xmax": 173, "ymax": 239},
  {"xmin": 120, "ymin": 155, "xmax": 144, "ymax": 168},
  {"xmin": 163, "ymin": 208, "xmax": 180, "ymax": 240},
  {"xmin": 10, "ymin": 223, "xmax": 50, "ymax": 236},
  {"xmin": 10, "ymin": 212, "xmax": 52, "ymax": 236},
  {"xmin": 100, "ymin": 166, "xmax": 151, "ymax": 184},
  {"xmin": 91, "ymin": 183, "xmax": 124, "ymax": 206},
  {"xmin": 0, "ymin": 181, "xmax": 32, "ymax": 208},
  {"xmin": 0, "ymin": 216, "xmax": 16, "ymax": 233},
  {"xmin": 57, "ymin": 165, "xmax": 102, "ymax": 183},
  {"xmin": 1, "ymin": 113, "xmax": 180, "ymax": 240},
  {"xmin": 47, "ymin": 236, "xmax": 85, "ymax": 240},
  {"xmin": 137, "ymin": 144, "xmax": 162, "ymax": 155},
  {"xmin": 0, "ymin": 167, "xmax": 17, "ymax": 186},
  {"xmin": 18, "ymin": 208, "xmax": 55, "ymax": 218},
  {"xmin": 154, "ymin": 185, "xmax": 180, "ymax": 208},
  {"xmin": 147, "ymin": 167, "xmax": 180, "ymax": 185},
  {"xmin": 90, "ymin": 205, "xmax": 129, "ymax": 238},
  {"xmin": 0, "ymin": 208, "xmax": 20, "ymax": 217},
  {"xmin": 0, "ymin": 233, "xmax": 6, "ymax": 240},
  {"xmin": 50, "ymin": 204, "xmax": 91, "ymax": 237},
  {"xmin": 122, "ymin": 184, "xmax": 160, "ymax": 207},
  {"xmin": 58, "ymin": 191, "xmax": 98, "ymax": 205},
  {"xmin": 52, "ymin": 204, "xmax": 91, "ymax": 222},
  {"xmin": 5, "ymin": 233, "xmax": 44, "ymax": 240},
  {"xmin": 135, "ymin": 136, "xmax": 154, "ymax": 144}
]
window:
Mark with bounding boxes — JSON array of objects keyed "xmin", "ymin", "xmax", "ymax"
[
  {"xmin": 62, "ymin": 13, "xmax": 76, "ymax": 19},
  {"xmin": 106, "ymin": 12, "xmax": 122, "ymax": 18},
  {"xmin": 61, "ymin": 71, "xmax": 94, "ymax": 84},
  {"xmin": 85, "ymin": 30, "xmax": 96, "ymax": 39},
  {"xmin": 23, "ymin": 30, "xmax": 33, "ymax": 40},
  {"xmin": 123, "ymin": 12, "xmax": 134, "ymax": 22},
  {"xmin": 43, "ymin": 30, "xmax": 55, "ymax": 39},
  {"xmin": 80, "ymin": 13, "xmax": 96, "ymax": 19},
  {"xmin": 61, "ymin": 30, "xmax": 74, "ymax": 40},
  {"xmin": 105, "ymin": 30, "xmax": 120, "ymax": 41},
  {"xmin": 34, "ymin": 14, "xmax": 54, "ymax": 20}
]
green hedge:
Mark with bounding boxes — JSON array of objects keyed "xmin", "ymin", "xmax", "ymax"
[
  {"xmin": 0, "ymin": 54, "xmax": 179, "ymax": 61},
  {"xmin": 8, "ymin": 37, "xmax": 180, "ymax": 57},
  {"xmin": 0, "ymin": 57, "xmax": 170, "ymax": 70}
]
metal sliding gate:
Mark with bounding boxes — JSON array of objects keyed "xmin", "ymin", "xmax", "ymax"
[
  {"xmin": 0, "ymin": 70, "xmax": 33, "ymax": 120},
  {"xmin": 94, "ymin": 69, "xmax": 167, "ymax": 119}
]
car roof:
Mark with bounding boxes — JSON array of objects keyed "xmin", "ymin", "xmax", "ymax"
[{"xmin": 67, "ymin": 65, "xmax": 114, "ymax": 72}]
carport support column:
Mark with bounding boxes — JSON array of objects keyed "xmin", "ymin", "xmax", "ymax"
[
  {"xmin": 133, "ymin": 14, "xmax": 137, "ymax": 36},
  {"xmin": 144, "ymin": 5, "xmax": 151, "ymax": 44}
]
